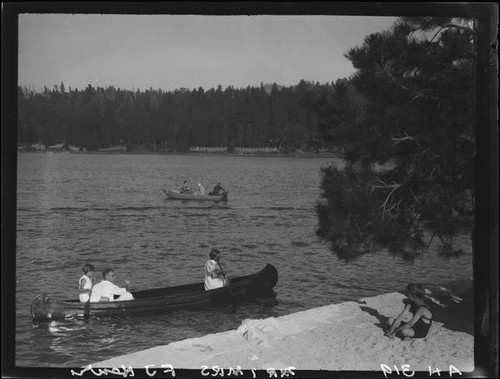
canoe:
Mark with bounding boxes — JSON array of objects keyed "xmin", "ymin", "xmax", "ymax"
[
  {"xmin": 30, "ymin": 264, "xmax": 278, "ymax": 322},
  {"xmin": 163, "ymin": 189, "xmax": 228, "ymax": 201}
]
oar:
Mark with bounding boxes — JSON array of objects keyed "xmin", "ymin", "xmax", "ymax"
[
  {"xmin": 218, "ymin": 260, "xmax": 237, "ymax": 311},
  {"xmin": 83, "ymin": 287, "xmax": 92, "ymax": 319}
]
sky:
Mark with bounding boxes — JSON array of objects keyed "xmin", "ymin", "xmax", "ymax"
[{"xmin": 18, "ymin": 14, "xmax": 398, "ymax": 92}]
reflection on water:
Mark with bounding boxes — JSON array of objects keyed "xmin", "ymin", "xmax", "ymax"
[{"xmin": 16, "ymin": 153, "xmax": 473, "ymax": 367}]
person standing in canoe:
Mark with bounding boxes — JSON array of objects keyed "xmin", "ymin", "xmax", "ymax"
[
  {"xmin": 78, "ymin": 264, "xmax": 95, "ymax": 303},
  {"xmin": 204, "ymin": 249, "xmax": 227, "ymax": 290},
  {"xmin": 90, "ymin": 268, "xmax": 134, "ymax": 302}
]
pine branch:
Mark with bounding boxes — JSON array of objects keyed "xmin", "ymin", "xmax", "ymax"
[
  {"xmin": 391, "ymin": 133, "xmax": 425, "ymax": 149},
  {"xmin": 410, "ymin": 89, "xmax": 439, "ymax": 103},
  {"xmin": 430, "ymin": 24, "xmax": 474, "ymax": 43},
  {"xmin": 376, "ymin": 64, "xmax": 409, "ymax": 91},
  {"xmin": 409, "ymin": 188, "xmax": 420, "ymax": 203},
  {"xmin": 369, "ymin": 181, "xmax": 402, "ymax": 219}
]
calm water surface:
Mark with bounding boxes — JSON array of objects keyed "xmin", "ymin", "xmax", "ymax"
[{"xmin": 15, "ymin": 153, "xmax": 472, "ymax": 367}]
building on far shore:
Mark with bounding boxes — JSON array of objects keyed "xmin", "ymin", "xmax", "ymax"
[
  {"xmin": 47, "ymin": 142, "xmax": 79, "ymax": 152},
  {"xmin": 98, "ymin": 145, "xmax": 127, "ymax": 153}
]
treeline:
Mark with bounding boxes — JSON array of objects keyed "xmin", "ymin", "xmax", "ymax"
[{"xmin": 17, "ymin": 80, "xmax": 352, "ymax": 152}]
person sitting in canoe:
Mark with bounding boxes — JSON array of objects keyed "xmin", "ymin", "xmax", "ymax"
[
  {"xmin": 195, "ymin": 183, "xmax": 206, "ymax": 195},
  {"xmin": 90, "ymin": 268, "xmax": 134, "ymax": 302},
  {"xmin": 204, "ymin": 248, "xmax": 227, "ymax": 290},
  {"xmin": 209, "ymin": 183, "xmax": 226, "ymax": 196},
  {"xmin": 78, "ymin": 263, "xmax": 95, "ymax": 303},
  {"xmin": 180, "ymin": 180, "xmax": 191, "ymax": 194}
]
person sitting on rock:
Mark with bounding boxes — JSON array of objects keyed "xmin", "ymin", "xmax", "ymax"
[{"xmin": 385, "ymin": 283, "xmax": 433, "ymax": 340}]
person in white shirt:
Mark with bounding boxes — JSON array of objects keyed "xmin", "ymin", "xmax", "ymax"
[
  {"xmin": 90, "ymin": 268, "xmax": 134, "ymax": 302},
  {"xmin": 204, "ymin": 249, "xmax": 227, "ymax": 290},
  {"xmin": 196, "ymin": 183, "xmax": 206, "ymax": 195},
  {"xmin": 78, "ymin": 263, "xmax": 95, "ymax": 302}
]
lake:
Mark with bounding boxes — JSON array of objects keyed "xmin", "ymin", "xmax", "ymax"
[{"xmin": 15, "ymin": 152, "xmax": 473, "ymax": 367}]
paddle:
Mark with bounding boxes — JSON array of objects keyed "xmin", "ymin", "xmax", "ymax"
[
  {"xmin": 218, "ymin": 260, "xmax": 237, "ymax": 311},
  {"xmin": 83, "ymin": 285, "xmax": 93, "ymax": 319}
]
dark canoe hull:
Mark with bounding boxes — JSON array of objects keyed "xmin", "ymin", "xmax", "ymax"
[
  {"xmin": 163, "ymin": 189, "xmax": 228, "ymax": 201},
  {"xmin": 30, "ymin": 264, "xmax": 278, "ymax": 322}
]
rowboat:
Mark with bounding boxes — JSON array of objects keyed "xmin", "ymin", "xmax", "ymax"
[
  {"xmin": 163, "ymin": 189, "xmax": 228, "ymax": 201},
  {"xmin": 30, "ymin": 264, "xmax": 278, "ymax": 322}
]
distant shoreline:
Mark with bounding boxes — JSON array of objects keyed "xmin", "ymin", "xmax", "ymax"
[{"xmin": 18, "ymin": 150, "xmax": 345, "ymax": 159}]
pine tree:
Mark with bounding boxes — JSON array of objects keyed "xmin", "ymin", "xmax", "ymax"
[{"xmin": 316, "ymin": 17, "xmax": 476, "ymax": 260}]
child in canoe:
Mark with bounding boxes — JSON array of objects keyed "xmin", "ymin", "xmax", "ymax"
[
  {"xmin": 78, "ymin": 263, "xmax": 95, "ymax": 303},
  {"xmin": 385, "ymin": 283, "xmax": 433, "ymax": 340}
]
